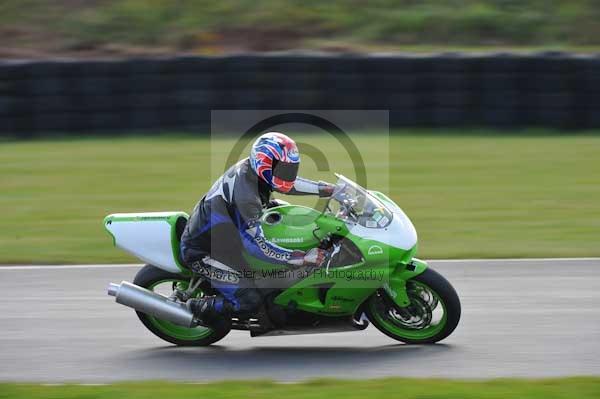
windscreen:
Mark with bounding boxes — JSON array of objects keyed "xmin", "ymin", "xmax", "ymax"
[{"xmin": 325, "ymin": 175, "xmax": 392, "ymax": 228}]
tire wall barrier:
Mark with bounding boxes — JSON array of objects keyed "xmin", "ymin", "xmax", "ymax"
[{"xmin": 1, "ymin": 53, "xmax": 599, "ymax": 137}]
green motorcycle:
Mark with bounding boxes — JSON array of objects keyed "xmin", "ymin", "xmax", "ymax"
[{"xmin": 105, "ymin": 174, "xmax": 460, "ymax": 346}]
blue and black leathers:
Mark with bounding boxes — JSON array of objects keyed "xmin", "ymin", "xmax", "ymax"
[{"xmin": 181, "ymin": 158, "xmax": 329, "ymax": 318}]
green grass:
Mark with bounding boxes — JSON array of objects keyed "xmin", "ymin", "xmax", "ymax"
[
  {"xmin": 3, "ymin": 0, "xmax": 600, "ymax": 57},
  {"xmin": 1, "ymin": 130, "xmax": 600, "ymax": 264},
  {"xmin": 1, "ymin": 378, "xmax": 599, "ymax": 399}
]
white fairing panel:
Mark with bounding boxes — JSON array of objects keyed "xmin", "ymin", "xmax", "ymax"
[
  {"xmin": 106, "ymin": 214, "xmax": 181, "ymax": 273},
  {"xmin": 347, "ymin": 206, "xmax": 417, "ymax": 250}
]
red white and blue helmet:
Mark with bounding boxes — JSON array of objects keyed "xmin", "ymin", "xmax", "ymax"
[{"xmin": 250, "ymin": 132, "xmax": 300, "ymax": 193}]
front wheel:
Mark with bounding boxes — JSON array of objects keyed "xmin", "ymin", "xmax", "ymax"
[
  {"xmin": 133, "ymin": 264, "xmax": 230, "ymax": 346},
  {"xmin": 366, "ymin": 268, "xmax": 461, "ymax": 344}
]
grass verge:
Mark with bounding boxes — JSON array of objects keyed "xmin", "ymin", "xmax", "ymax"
[
  {"xmin": 1, "ymin": 130, "xmax": 600, "ymax": 264},
  {"xmin": 0, "ymin": 378, "xmax": 599, "ymax": 399},
  {"xmin": 3, "ymin": 0, "xmax": 600, "ymax": 56}
]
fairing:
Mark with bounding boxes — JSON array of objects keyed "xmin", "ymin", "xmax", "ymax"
[
  {"xmin": 104, "ymin": 176, "xmax": 425, "ymax": 316},
  {"xmin": 104, "ymin": 212, "xmax": 189, "ymax": 275}
]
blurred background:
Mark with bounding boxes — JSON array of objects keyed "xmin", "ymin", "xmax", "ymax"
[
  {"xmin": 1, "ymin": 2, "xmax": 600, "ymax": 397},
  {"xmin": 0, "ymin": 0, "xmax": 600, "ymax": 263},
  {"xmin": 1, "ymin": 0, "xmax": 599, "ymax": 264},
  {"xmin": 3, "ymin": 0, "xmax": 600, "ymax": 57}
]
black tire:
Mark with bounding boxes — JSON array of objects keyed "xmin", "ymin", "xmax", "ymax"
[
  {"xmin": 133, "ymin": 264, "xmax": 230, "ymax": 346},
  {"xmin": 366, "ymin": 268, "xmax": 461, "ymax": 344}
]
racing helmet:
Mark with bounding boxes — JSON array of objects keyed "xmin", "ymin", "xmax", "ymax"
[{"xmin": 250, "ymin": 132, "xmax": 300, "ymax": 193}]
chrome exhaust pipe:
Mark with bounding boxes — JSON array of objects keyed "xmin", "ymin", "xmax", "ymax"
[{"xmin": 107, "ymin": 281, "xmax": 196, "ymax": 328}]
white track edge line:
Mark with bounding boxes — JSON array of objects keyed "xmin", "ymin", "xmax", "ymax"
[{"xmin": 0, "ymin": 264, "xmax": 143, "ymax": 270}]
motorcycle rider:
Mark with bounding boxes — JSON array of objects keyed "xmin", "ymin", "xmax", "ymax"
[{"xmin": 181, "ymin": 132, "xmax": 335, "ymax": 328}]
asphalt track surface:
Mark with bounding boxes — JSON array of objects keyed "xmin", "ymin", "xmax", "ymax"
[{"xmin": 0, "ymin": 259, "xmax": 599, "ymax": 382}]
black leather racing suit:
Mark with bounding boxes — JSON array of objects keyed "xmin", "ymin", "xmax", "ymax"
[{"xmin": 180, "ymin": 157, "xmax": 330, "ymax": 314}]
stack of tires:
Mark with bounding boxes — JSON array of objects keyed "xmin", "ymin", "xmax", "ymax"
[{"xmin": 1, "ymin": 53, "xmax": 600, "ymax": 137}]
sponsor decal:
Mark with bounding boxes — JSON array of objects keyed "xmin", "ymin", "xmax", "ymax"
[
  {"xmin": 254, "ymin": 234, "xmax": 291, "ymax": 260},
  {"xmin": 272, "ymin": 237, "xmax": 304, "ymax": 243},
  {"xmin": 367, "ymin": 245, "xmax": 383, "ymax": 255},
  {"xmin": 331, "ymin": 295, "xmax": 355, "ymax": 303},
  {"xmin": 193, "ymin": 262, "xmax": 240, "ymax": 284},
  {"xmin": 377, "ymin": 215, "xmax": 390, "ymax": 227},
  {"xmin": 131, "ymin": 216, "xmax": 168, "ymax": 221}
]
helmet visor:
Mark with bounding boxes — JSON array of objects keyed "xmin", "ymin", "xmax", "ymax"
[{"xmin": 272, "ymin": 159, "xmax": 299, "ymax": 182}]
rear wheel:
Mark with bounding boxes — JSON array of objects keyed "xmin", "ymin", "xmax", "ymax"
[
  {"xmin": 133, "ymin": 264, "xmax": 230, "ymax": 346},
  {"xmin": 366, "ymin": 268, "xmax": 460, "ymax": 344}
]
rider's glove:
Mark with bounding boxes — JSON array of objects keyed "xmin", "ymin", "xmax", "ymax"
[
  {"xmin": 305, "ymin": 248, "xmax": 329, "ymax": 266},
  {"xmin": 318, "ymin": 181, "xmax": 336, "ymax": 198},
  {"xmin": 289, "ymin": 248, "xmax": 329, "ymax": 267}
]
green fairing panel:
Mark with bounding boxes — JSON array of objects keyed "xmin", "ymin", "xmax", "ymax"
[
  {"xmin": 384, "ymin": 257, "xmax": 428, "ymax": 307},
  {"xmin": 271, "ymin": 249, "xmax": 421, "ymax": 316},
  {"xmin": 249, "ymin": 205, "xmax": 350, "ymax": 272},
  {"xmin": 261, "ymin": 205, "xmax": 323, "ymax": 250},
  {"xmin": 256, "ymin": 204, "xmax": 424, "ymax": 315},
  {"xmin": 272, "ymin": 262, "xmax": 392, "ymax": 315}
]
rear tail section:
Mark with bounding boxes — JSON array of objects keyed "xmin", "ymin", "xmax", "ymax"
[{"xmin": 104, "ymin": 212, "xmax": 189, "ymax": 274}]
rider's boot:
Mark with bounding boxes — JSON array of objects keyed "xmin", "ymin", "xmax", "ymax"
[{"xmin": 186, "ymin": 296, "xmax": 232, "ymax": 330}]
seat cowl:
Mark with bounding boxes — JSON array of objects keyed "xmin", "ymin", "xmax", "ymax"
[{"xmin": 104, "ymin": 211, "xmax": 189, "ymax": 275}]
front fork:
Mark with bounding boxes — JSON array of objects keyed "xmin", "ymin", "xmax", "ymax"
[{"xmin": 381, "ymin": 258, "xmax": 428, "ymax": 307}]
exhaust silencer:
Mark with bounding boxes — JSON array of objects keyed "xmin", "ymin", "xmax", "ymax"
[{"xmin": 107, "ymin": 281, "xmax": 196, "ymax": 328}]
